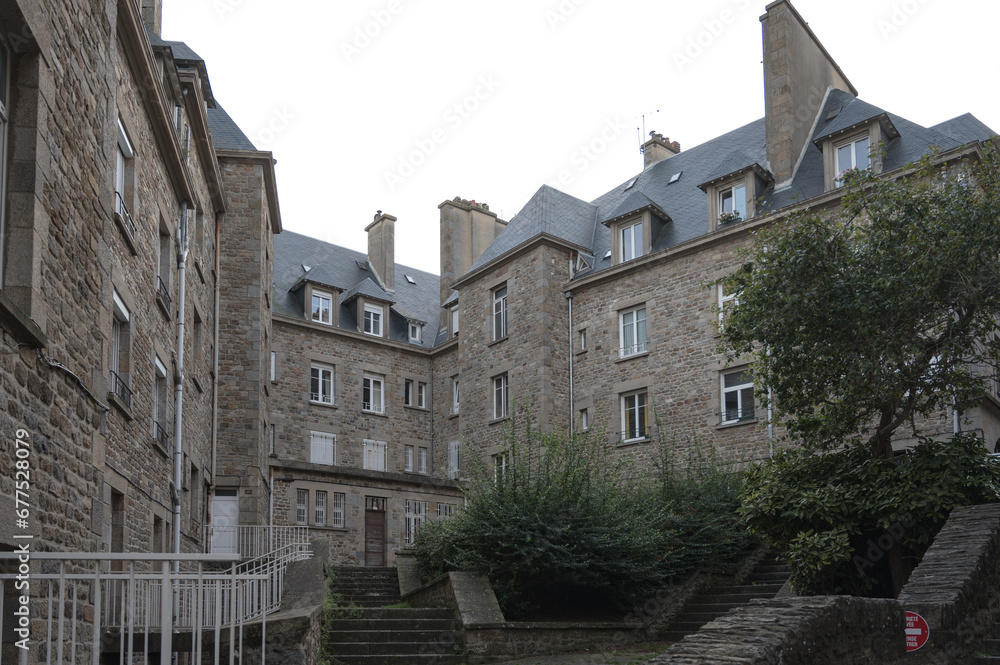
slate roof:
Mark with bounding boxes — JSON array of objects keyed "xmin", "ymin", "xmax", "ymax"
[
  {"xmin": 273, "ymin": 231, "xmax": 441, "ymax": 349},
  {"xmin": 207, "ymin": 106, "xmax": 258, "ymax": 152}
]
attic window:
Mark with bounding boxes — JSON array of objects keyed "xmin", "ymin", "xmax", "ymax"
[
  {"xmin": 576, "ymin": 254, "xmax": 592, "ymax": 273},
  {"xmin": 826, "ymin": 106, "xmax": 843, "ymax": 121},
  {"xmin": 356, "ymin": 261, "xmax": 368, "ymax": 271},
  {"xmin": 404, "ymin": 274, "xmax": 416, "ymax": 284},
  {"xmin": 302, "ymin": 264, "xmax": 312, "ymax": 272},
  {"xmin": 624, "ymin": 177, "xmax": 638, "ymax": 191},
  {"xmin": 604, "ymin": 251, "xmax": 612, "ymax": 260},
  {"xmin": 668, "ymin": 172, "xmax": 682, "ymax": 184}
]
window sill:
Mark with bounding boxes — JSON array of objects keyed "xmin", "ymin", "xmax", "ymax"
[
  {"xmin": 617, "ymin": 436, "xmax": 650, "ymax": 447},
  {"xmin": 403, "ymin": 405, "xmax": 430, "ymax": 412},
  {"xmin": 151, "ymin": 438, "xmax": 170, "ymax": 459},
  {"xmin": 0, "ymin": 291, "xmax": 46, "ymax": 347},
  {"xmin": 362, "ymin": 409, "xmax": 388, "ymax": 418},
  {"xmin": 488, "ymin": 336, "xmax": 508, "ymax": 348},
  {"xmin": 156, "ymin": 292, "xmax": 172, "ymax": 320},
  {"xmin": 488, "ymin": 416, "xmax": 509, "ymax": 426},
  {"xmin": 113, "ymin": 212, "xmax": 139, "ymax": 256},
  {"xmin": 309, "ymin": 525, "xmax": 349, "ymax": 533},
  {"xmin": 107, "ymin": 392, "xmax": 134, "ymax": 421},
  {"xmin": 310, "ymin": 319, "xmax": 334, "ymax": 327},
  {"xmin": 717, "ymin": 418, "xmax": 758, "ymax": 430},
  {"xmin": 403, "ymin": 470, "xmax": 430, "ymax": 477},
  {"xmin": 575, "ymin": 349, "xmax": 588, "ymax": 356},
  {"xmin": 448, "ymin": 411, "xmax": 459, "ymax": 420},
  {"xmin": 192, "ymin": 375, "xmax": 204, "ymax": 394},
  {"xmin": 309, "ymin": 400, "xmax": 337, "ymax": 409},
  {"xmin": 615, "ymin": 350, "xmax": 650, "ymax": 363}
]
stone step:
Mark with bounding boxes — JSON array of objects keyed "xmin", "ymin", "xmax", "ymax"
[
  {"xmin": 987, "ymin": 639, "xmax": 1000, "ymax": 656},
  {"xmin": 328, "ymin": 618, "xmax": 459, "ymax": 632},
  {"xmin": 329, "ymin": 655, "xmax": 466, "ymax": 665},
  {"xmin": 744, "ymin": 571, "xmax": 791, "ymax": 583},
  {"xmin": 328, "ymin": 629, "xmax": 462, "ymax": 644},
  {"xmin": 342, "ymin": 608, "xmax": 455, "ymax": 620},
  {"xmin": 329, "ymin": 640, "xmax": 461, "ymax": 656},
  {"xmin": 704, "ymin": 584, "xmax": 783, "ymax": 597}
]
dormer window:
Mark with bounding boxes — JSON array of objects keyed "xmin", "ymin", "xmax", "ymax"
[
  {"xmin": 620, "ymin": 220, "xmax": 643, "ymax": 262},
  {"xmin": 719, "ymin": 183, "xmax": 746, "ymax": 222},
  {"xmin": 311, "ymin": 291, "xmax": 333, "ymax": 325},
  {"xmin": 835, "ymin": 135, "xmax": 871, "ymax": 187},
  {"xmin": 363, "ymin": 303, "xmax": 383, "ymax": 337},
  {"xmin": 408, "ymin": 322, "xmax": 421, "ymax": 343},
  {"xmin": 699, "ymin": 165, "xmax": 772, "ymax": 232}
]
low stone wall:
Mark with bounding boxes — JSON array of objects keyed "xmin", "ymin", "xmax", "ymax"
[{"xmin": 648, "ymin": 596, "xmax": 904, "ymax": 664}]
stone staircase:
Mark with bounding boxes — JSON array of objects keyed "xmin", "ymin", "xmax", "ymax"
[
  {"xmin": 974, "ymin": 620, "xmax": 1000, "ymax": 664},
  {"xmin": 325, "ymin": 566, "xmax": 466, "ymax": 665},
  {"xmin": 662, "ymin": 554, "xmax": 791, "ymax": 643}
]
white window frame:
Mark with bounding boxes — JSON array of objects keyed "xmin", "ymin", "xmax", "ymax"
[
  {"xmin": 451, "ymin": 306, "xmax": 460, "ymax": 337},
  {"xmin": 493, "ymin": 284, "xmax": 508, "ymax": 340},
  {"xmin": 494, "ymin": 451, "xmax": 510, "ymax": 484},
  {"xmin": 363, "ymin": 303, "xmax": 383, "ymax": 337},
  {"xmin": 619, "ymin": 305, "xmax": 647, "ymax": 358},
  {"xmin": 580, "ymin": 408, "xmax": 589, "ymax": 431},
  {"xmin": 719, "ymin": 183, "xmax": 747, "ymax": 221},
  {"xmin": 835, "ymin": 135, "xmax": 871, "ymax": 186},
  {"xmin": 620, "ymin": 220, "xmax": 643, "ymax": 262},
  {"xmin": 493, "ymin": 373, "xmax": 509, "ymax": 420},
  {"xmin": 295, "ymin": 489, "xmax": 308, "ymax": 525},
  {"xmin": 721, "ymin": 368, "xmax": 755, "ymax": 424},
  {"xmin": 447, "ymin": 441, "xmax": 460, "ymax": 479},
  {"xmin": 452, "ymin": 377, "xmax": 460, "ymax": 414},
  {"xmin": 270, "ymin": 351, "xmax": 276, "ymax": 382},
  {"xmin": 404, "ymin": 444, "xmax": 414, "ymax": 472},
  {"xmin": 436, "ymin": 503, "xmax": 456, "ymax": 518},
  {"xmin": 417, "ymin": 382, "xmax": 427, "ymax": 409},
  {"xmin": 718, "ymin": 284, "xmax": 739, "ymax": 329},
  {"xmin": 363, "ymin": 439, "xmax": 387, "ymax": 471},
  {"xmin": 417, "ymin": 446, "xmax": 428, "ymax": 474},
  {"xmin": 405, "ymin": 499, "xmax": 427, "ymax": 545},
  {"xmin": 404, "ymin": 379, "xmax": 413, "ymax": 406},
  {"xmin": 315, "ymin": 490, "xmax": 327, "ymax": 526},
  {"xmin": 311, "ymin": 290, "xmax": 333, "ymax": 325},
  {"xmin": 310, "ymin": 363, "xmax": 334, "ymax": 405},
  {"xmin": 110, "ymin": 290, "xmax": 132, "ymax": 407},
  {"xmin": 579, "ymin": 329, "xmax": 587, "ymax": 352},
  {"xmin": 621, "ymin": 390, "xmax": 649, "ymax": 442},
  {"xmin": 409, "ymin": 322, "xmax": 421, "ymax": 343},
  {"xmin": 152, "ymin": 356, "xmax": 168, "ymax": 443},
  {"xmin": 363, "ymin": 374, "xmax": 384, "ymax": 413},
  {"xmin": 309, "ymin": 431, "xmax": 335, "ymax": 466},
  {"xmin": 331, "ymin": 492, "xmax": 345, "ymax": 528}
]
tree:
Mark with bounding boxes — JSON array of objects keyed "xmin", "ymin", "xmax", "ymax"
[{"xmin": 719, "ymin": 143, "xmax": 1000, "ymax": 459}]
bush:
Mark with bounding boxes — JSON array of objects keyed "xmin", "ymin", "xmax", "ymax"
[
  {"xmin": 740, "ymin": 433, "xmax": 1000, "ymax": 595},
  {"xmin": 414, "ymin": 416, "xmax": 666, "ymax": 618}
]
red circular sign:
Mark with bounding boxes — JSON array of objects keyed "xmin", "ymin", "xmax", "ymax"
[{"xmin": 905, "ymin": 611, "xmax": 929, "ymax": 652}]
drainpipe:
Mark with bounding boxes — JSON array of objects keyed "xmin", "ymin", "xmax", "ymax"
[
  {"xmin": 565, "ymin": 291, "xmax": 574, "ymax": 434},
  {"xmin": 171, "ymin": 201, "xmax": 189, "ymax": 663},
  {"xmin": 211, "ymin": 211, "xmax": 222, "ymax": 495},
  {"xmin": 767, "ymin": 387, "xmax": 774, "ymax": 459}
]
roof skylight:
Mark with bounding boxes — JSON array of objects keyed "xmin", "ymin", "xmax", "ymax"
[
  {"xmin": 668, "ymin": 171, "xmax": 682, "ymax": 184},
  {"xmin": 404, "ymin": 274, "xmax": 416, "ymax": 284}
]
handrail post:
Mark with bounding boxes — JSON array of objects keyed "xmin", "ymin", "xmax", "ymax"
[{"xmin": 159, "ymin": 561, "xmax": 172, "ymax": 665}]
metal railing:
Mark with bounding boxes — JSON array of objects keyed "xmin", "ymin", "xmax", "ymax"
[
  {"xmin": 114, "ymin": 191, "xmax": 137, "ymax": 240},
  {"xmin": 0, "ymin": 541, "xmax": 312, "ymax": 665},
  {"xmin": 207, "ymin": 525, "xmax": 310, "ymax": 559},
  {"xmin": 156, "ymin": 276, "xmax": 172, "ymax": 312},
  {"xmin": 723, "ymin": 405, "xmax": 755, "ymax": 422},
  {"xmin": 153, "ymin": 420, "xmax": 170, "ymax": 449},
  {"xmin": 109, "ymin": 369, "xmax": 132, "ymax": 409}
]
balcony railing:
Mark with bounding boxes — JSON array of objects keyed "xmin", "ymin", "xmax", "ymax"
[
  {"xmin": 723, "ymin": 405, "xmax": 755, "ymax": 423},
  {"xmin": 114, "ymin": 191, "xmax": 137, "ymax": 241},
  {"xmin": 620, "ymin": 342, "xmax": 647, "ymax": 358},
  {"xmin": 310, "ymin": 391, "xmax": 332, "ymax": 404},
  {"xmin": 153, "ymin": 420, "xmax": 170, "ymax": 449},
  {"xmin": 109, "ymin": 369, "xmax": 132, "ymax": 410},
  {"xmin": 157, "ymin": 276, "xmax": 172, "ymax": 312}
]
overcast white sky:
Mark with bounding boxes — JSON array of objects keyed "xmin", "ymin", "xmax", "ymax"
[{"xmin": 162, "ymin": 0, "xmax": 1000, "ymax": 275}]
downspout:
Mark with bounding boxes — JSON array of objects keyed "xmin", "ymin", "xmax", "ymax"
[
  {"xmin": 767, "ymin": 387, "xmax": 774, "ymax": 459},
  {"xmin": 211, "ymin": 211, "xmax": 222, "ymax": 493},
  {"xmin": 171, "ymin": 201, "xmax": 189, "ymax": 661},
  {"xmin": 565, "ymin": 290, "xmax": 574, "ymax": 434}
]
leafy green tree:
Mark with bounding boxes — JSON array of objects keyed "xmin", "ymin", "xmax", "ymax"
[{"xmin": 719, "ymin": 144, "xmax": 1000, "ymax": 459}]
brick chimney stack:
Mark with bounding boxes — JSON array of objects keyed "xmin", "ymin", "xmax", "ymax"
[
  {"xmin": 366, "ymin": 211, "xmax": 396, "ymax": 292},
  {"xmin": 140, "ymin": 0, "xmax": 163, "ymax": 34},
  {"xmin": 642, "ymin": 132, "xmax": 681, "ymax": 169},
  {"xmin": 438, "ymin": 197, "xmax": 506, "ymax": 307}
]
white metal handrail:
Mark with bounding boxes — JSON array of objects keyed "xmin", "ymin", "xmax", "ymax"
[{"xmin": 208, "ymin": 524, "xmax": 310, "ymax": 559}]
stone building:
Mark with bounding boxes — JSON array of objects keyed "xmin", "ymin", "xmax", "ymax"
[{"xmin": 262, "ymin": 0, "xmax": 1000, "ymax": 566}]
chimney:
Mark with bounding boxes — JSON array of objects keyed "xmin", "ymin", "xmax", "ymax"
[
  {"xmin": 642, "ymin": 132, "xmax": 681, "ymax": 169},
  {"xmin": 761, "ymin": 0, "xmax": 857, "ymax": 187},
  {"xmin": 438, "ymin": 197, "xmax": 506, "ymax": 306},
  {"xmin": 140, "ymin": 0, "xmax": 163, "ymax": 34},
  {"xmin": 366, "ymin": 211, "xmax": 396, "ymax": 292}
]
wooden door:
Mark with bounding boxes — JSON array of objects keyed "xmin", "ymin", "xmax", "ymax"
[{"xmin": 364, "ymin": 496, "xmax": 386, "ymax": 566}]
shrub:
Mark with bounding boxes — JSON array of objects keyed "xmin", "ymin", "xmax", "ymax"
[{"xmin": 740, "ymin": 433, "xmax": 1000, "ymax": 595}]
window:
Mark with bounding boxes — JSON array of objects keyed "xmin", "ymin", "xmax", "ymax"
[
  {"xmin": 620, "ymin": 220, "xmax": 643, "ymax": 262},
  {"xmin": 493, "ymin": 373, "xmax": 509, "ymax": 419},
  {"xmin": 436, "ymin": 503, "xmax": 457, "ymax": 518},
  {"xmin": 310, "ymin": 363, "xmax": 334, "ymax": 404},
  {"xmin": 189, "ymin": 464, "xmax": 200, "ymax": 527},
  {"xmin": 311, "ymin": 290, "xmax": 333, "ymax": 325},
  {"xmin": 447, "ymin": 441, "xmax": 460, "ymax": 479},
  {"xmin": 493, "ymin": 284, "xmax": 508, "ymax": 340},
  {"xmin": 309, "ymin": 431, "xmax": 335, "ymax": 466},
  {"xmin": 363, "ymin": 440, "xmax": 387, "ymax": 471},
  {"xmin": 619, "ymin": 306, "xmax": 647, "ymax": 357},
  {"xmin": 621, "ymin": 390, "xmax": 649, "ymax": 442},
  {"xmin": 157, "ymin": 223, "xmax": 172, "ymax": 313},
  {"xmin": 494, "ymin": 451, "xmax": 509, "ymax": 483},
  {"xmin": 409, "ymin": 322, "xmax": 421, "ymax": 343},
  {"xmin": 363, "ymin": 303, "xmax": 382, "ymax": 336},
  {"xmin": 152, "ymin": 356, "xmax": 169, "ymax": 449},
  {"xmin": 193, "ymin": 308, "xmax": 204, "ymax": 361},
  {"xmin": 579, "ymin": 408, "xmax": 589, "ymax": 431},
  {"xmin": 418, "ymin": 447, "xmax": 428, "ymax": 474},
  {"xmin": 417, "ymin": 382, "xmax": 427, "ymax": 408},
  {"xmin": 722, "ymin": 369, "xmax": 755, "ymax": 424},
  {"xmin": 315, "ymin": 491, "xmax": 327, "ymax": 526},
  {"xmin": 296, "ymin": 490, "xmax": 308, "ymax": 525},
  {"xmin": 270, "ymin": 351, "xmax": 276, "ymax": 382},
  {"xmin": 269, "ymin": 424, "xmax": 275, "ymax": 456},
  {"xmin": 835, "ymin": 135, "xmax": 871, "ymax": 186},
  {"xmin": 579, "ymin": 329, "xmax": 587, "ymax": 352},
  {"xmin": 363, "ymin": 374, "xmax": 384, "ymax": 413},
  {"xmin": 451, "ymin": 306, "xmax": 459, "ymax": 337},
  {"xmin": 718, "ymin": 284, "xmax": 739, "ymax": 329},
  {"xmin": 404, "ymin": 379, "xmax": 413, "ymax": 406},
  {"xmin": 719, "ymin": 183, "xmax": 746, "ymax": 222},
  {"xmin": 114, "ymin": 117, "xmax": 136, "ymax": 241},
  {"xmin": 452, "ymin": 376, "xmax": 460, "ymax": 414},
  {"xmin": 405, "ymin": 500, "xmax": 427, "ymax": 545},
  {"xmin": 331, "ymin": 492, "xmax": 345, "ymax": 528},
  {"xmin": 110, "ymin": 291, "xmax": 132, "ymax": 410},
  {"xmin": 404, "ymin": 444, "xmax": 414, "ymax": 472}
]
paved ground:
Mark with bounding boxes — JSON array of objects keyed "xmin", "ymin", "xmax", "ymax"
[{"xmin": 498, "ymin": 642, "xmax": 674, "ymax": 664}]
